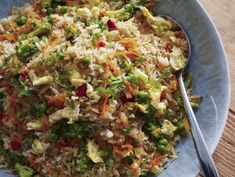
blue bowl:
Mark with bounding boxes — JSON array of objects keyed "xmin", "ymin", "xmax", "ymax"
[{"xmin": 0, "ymin": 0, "xmax": 230, "ymax": 177}]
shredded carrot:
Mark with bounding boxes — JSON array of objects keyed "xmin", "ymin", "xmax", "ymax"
[
  {"xmin": 0, "ymin": 34, "xmax": 15, "ymax": 42},
  {"xmin": 48, "ymin": 94, "xmax": 65, "ymax": 108},
  {"xmin": 151, "ymin": 128, "xmax": 161, "ymax": 136},
  {"xmin": 108, "ymin": 61, "xmax": 121, "ymax": 76},
  {"xmin": 124, "ymin": 81, "xmax": 136, "ymax": 97},
  {"xmin": 126, "ymin": 48, "xmax": 141, "ymax": 60},
  {"xmin": 100, "ymin": 95, "xmax": 109, "ymax": 118},
  {"xmin": 28, "ymin": 154, "xmax": 38, "ymax": 169},
  {"xmin": 119, "ymin": 38, "xmax": 137, "ymax": 49},
  {"xmin": 183, "ymin": 117, "xmax": 190, "ymax": 134},
  {"xmin": 151, "ymin": 155, "xmax": 165, "ymax": 166},
  {"xmin": 103, "ymin": 63, "xmax": 109, "ymax": 73}
]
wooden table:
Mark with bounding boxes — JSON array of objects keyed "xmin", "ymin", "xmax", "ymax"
[{"xmin": 199, "ymin": 1, "xmax": 235, "ymax": 177}]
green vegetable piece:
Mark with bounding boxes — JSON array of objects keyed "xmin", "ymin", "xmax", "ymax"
[
  {"xmin": 16, "ymin": 43, "xmax": 38, "ymax": 62},
  {"xmin": 38, "ymin": 103, "xmax": 47, "ymax": 114},
  {"xmin": 47, "ymin": 133, "xmax": 58, "ymax": 143},
  {"xmin": 29, "ymin": 23, "xmax": 51, "ymax": 36},
  {"xmin": 137, "ymin": 104, "xmax": 155, "ymax": 120},
  {"xmin": 47, "ymin": 7, "xmax": 55, "ymax": 14},
  {"xmin": 134, "ymin": 56, "xmax": 146, "ymax": 65},
  {"xmin": 162, "ymin": 67, "xmax": 171, "ymax": 78},
  {"xmin": 124, "ymin": 153, "xmax": 135, "ymax": 165},
  {"xmin": 159, "ymin": 138, "xmax": 168, "ymax": 146},
  {"xmin": 75, "ymin": 152, "xmax": 93, "ymax": 172},
  {"xmin": 190, "ymin": 102, "xmax": 200, "ymax": 110},
  {"xmin": 31, "ymin": 103, "xmax": 47, "ymax": 118},
  {"xmin": 106, "ymin": 3, "xmax": 137, "ymax": 21},
  {"xmin": 184, "ymin": 73, "xmax": 193, "ymax": 88},
  {"xmin": 57, "ymin": 51, "xmax": 65, "ymax": 60},
  {"xmin": 60, "ymin": 6, "xmax": 68, "ymax": 14},
  {"xmin": 81, "ymin": 57, "xmax": 91, "ymax": 65},
  {"xmin": 63, "ymin": 123, "xmax": 82, "ymax": 139},
  {"xmin": 158, "ymin": 144, "xmax": 167, "ymax": 153},
  {"xmin": 97, "ymin": 87, "xmax": 112, "ymax": 96},
  {"xmin": 15, "ymin": 163, "xmax": 34, "ymax": 177},
  {"xmin": 6, "ymin": 151, "xmax": 22, "ymax": 166},
  {"xmin": 92, "ymin": 32, "xmax": 101, "ymax": 41},
  {"xmin": 137, "ymin": 91, "xmax": 149, "ymax": 101},
  {"xmin": 140, "ymin": 170, "xmax": 149, "ymax": 177},
  {"xmin": 177, "ymin": 121, "xmax": 184, "ymax": 131},
  {"xmin": 16, "ymin": 16, "xmax": 27, "ymax": 26}
]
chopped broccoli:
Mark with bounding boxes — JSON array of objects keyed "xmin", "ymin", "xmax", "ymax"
[
  {"xmin": 106, "ymin": 3, "xmax": 136, "ymax": 21},
  {"xmin": 15, "ymin": 163, "xmax": 34, "ymax": 177},
  {"xmin": 16, "ymin": 42, "xmax": 38, "ymax": 63},
  {"xmin": 75, "ymin": 151, "xmax": 93, "ymax": 172},
  {"xmin": 29, "ymin": 23, "xmax": 51, "ymax": 37},
  {"xmin": 6, "ymin": 151, "xmax": 24, "ymax": 166}
]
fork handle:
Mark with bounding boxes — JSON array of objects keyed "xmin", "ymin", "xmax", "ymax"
[{"xmin": 178, "ymin": 73, "xmax": 220, "ymax": 177}]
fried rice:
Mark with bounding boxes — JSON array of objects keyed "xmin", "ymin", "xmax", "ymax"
[{"xmin": 0, "ymin": 0, "xmax": 201, "ymax": 176}]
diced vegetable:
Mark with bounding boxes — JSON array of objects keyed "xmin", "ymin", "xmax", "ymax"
[
  {"xmin": 15, "ymin": 163, "xmax": 34, "ymax": 177},
  {"xmin": 137, "ymin": 91, "xmax": 149, "ymax": 101},
  {"xmin": 160, "ymin": 120, "xmax": 177, "ymax": 137},
  {"xmin": 81, "ymin": 57, "xmax": 91, "ymax": 65},
  {"xmin": 75, "ymin": 152, "xmax": 93, "ymax": 172},
  {"xmin": 32, "ymin": 139, "xmax": 44, "ymax": 154},
  {"xmin": 16, "ymin": 16, "xmax": 28, "ymax": 26},
  {"xmin": 87, "ymin": 139, "xmax": 103, "ymax": 163}
]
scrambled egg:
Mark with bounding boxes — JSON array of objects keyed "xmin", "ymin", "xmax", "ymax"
[{"xmin": 86, "ymin": 139, "xmax": 103, "ymax": 163}]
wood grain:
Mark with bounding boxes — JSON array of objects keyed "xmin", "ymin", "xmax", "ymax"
[{"xmin": 198, "ymin": 1, "xmax": 235, "ymax": 177}]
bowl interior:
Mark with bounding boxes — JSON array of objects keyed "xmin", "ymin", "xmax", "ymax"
[{"xmin": 0, "ymin": 0, "xmax": 230, "ymax": 177}]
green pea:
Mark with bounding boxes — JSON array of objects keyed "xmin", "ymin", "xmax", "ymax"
[
  {"xmin": 158, "ymin": 145, "xmax": 166, "ymax": 153},
  {"xmin": 137, "ymin": 91, "xmax": 149, "ymax": 101},
  {"xmin": 16, "ymin": 16, "xmax": 27, "ymax": 26},
  {"xmin": 177, "ymin": 121, "xmax": 185, "ymax": 131},
  {"xmin": 47, "ymin": 133, "xmax": 58, "ymax": 143},
  {"xmin": 38, "ymin": 103, "xmax": 47, "ymax": 113},
  {"xmin": 81, "ymin": 57, "xmax": 90, "ymax": 65},
  {"xmin": 60, "ymin": 6, "xmax": 68, "ymax": 14},
  {"xmin": 159, "ymin": 138, "xmax": 168, "ymax": 146}
]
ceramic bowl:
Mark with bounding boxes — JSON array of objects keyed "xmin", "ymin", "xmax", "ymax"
[{"xmin": 0, "ymin": 0, "xmax": 230, "ymax": 176}]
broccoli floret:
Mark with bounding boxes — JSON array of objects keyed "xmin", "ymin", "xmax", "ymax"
[
  {"xmin": 75, "ymin": 152, "xmax": 93, "ymax": 172},
  {"xmin": 15, "ymin": 163, "xmax": 34, "ymax": 177},
  {"xmin": 16, "ymin": 42, "xmax": 38, "ymax": 63},
  {"xmin": 106, "ymin": 3, "xmax": 136, "ymax": 21}
]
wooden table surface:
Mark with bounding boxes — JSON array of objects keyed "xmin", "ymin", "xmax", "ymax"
[{"xmin": 199, "ymin": 1, "xmax": 235, "ymax": 177}]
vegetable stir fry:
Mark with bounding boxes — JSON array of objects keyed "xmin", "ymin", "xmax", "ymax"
[{"xmin": 0, "ymin": 0, "xmax": 201, "ymax": 176}]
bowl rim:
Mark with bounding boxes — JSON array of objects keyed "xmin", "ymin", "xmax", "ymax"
[{"xmin": 195, "ymin": 0, "xmax": 231, "ymax": 154}]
